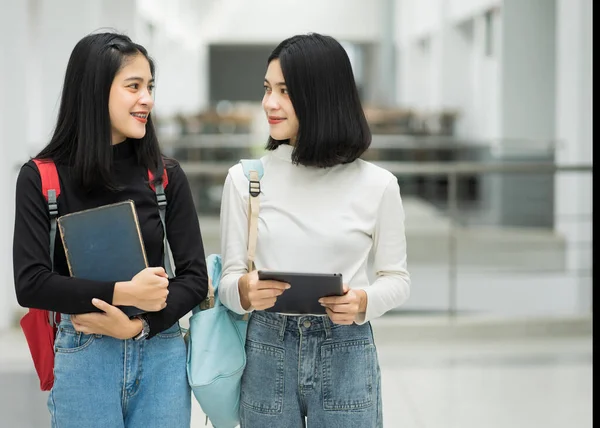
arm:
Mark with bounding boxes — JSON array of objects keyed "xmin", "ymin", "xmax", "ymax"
[
  {"xmin": 355, "ymin": 176, "xmax": 411, "ymax": 324},
  {"xmin": 13, "ymin": 163, "xmax": 116, "ymax": 313},
  {"xmin": 218, "ymin": 171, "xmax": 252, "ymax": 314},
  {"xmin": 318, "ymin": 176, "xmax": 410, "ymax": 324},
  {"xmin": 143, "ymin": 163, "xmax": 209, "ymax": 338},
  {"xmin": 355, "ymin": 177, "xmax": 410, "ymax": 324}
]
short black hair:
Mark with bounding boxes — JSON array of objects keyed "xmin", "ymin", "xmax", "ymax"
[
  {"xmin": 265, "ymin": 33, "xmax": 371, "ymax": 168},
  {"xmin": 36, "ymin": 31, "xmax": 164, "ymax": 192}
]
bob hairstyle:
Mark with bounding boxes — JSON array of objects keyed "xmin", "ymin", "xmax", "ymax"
[
  {"xmin": 265, "ymin": 33, "xmax": 371, "ymax": 168},
  {"xmin": 36, "ymin": 31, "xmax": 164, "ymax": 192}
]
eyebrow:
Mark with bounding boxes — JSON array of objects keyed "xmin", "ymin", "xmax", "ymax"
[
  {"xmin": 264, "ymin": 78, "xmax": 286, "ymax": 87},
  {"xmin": 124, "ymin": 76, "xmax": 155, "ymax": 83}
]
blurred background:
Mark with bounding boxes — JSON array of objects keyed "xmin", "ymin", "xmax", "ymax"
[{"xmin": 0, "ymin": 0, "xmax": 592, "ymax": 427}]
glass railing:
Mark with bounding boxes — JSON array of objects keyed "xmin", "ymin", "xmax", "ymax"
[{"xmin": 162, "ymin": 133, "xmax": 592, "ymax": 320}]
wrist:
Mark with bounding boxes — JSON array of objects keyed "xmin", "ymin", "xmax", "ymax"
[
  {"xmin": 129, "ymin": 318, "xmax": 143, "ymax": 339},
  {"xmin": 357, "ymin": 289, "xmax": 368, "ymax": 313},
  {"xmin": 238, "ymin": 275, "xmax": 251, "ymax": 311},
  {"xmin": 132, "ymin": 316, "xmax": 150, "ymax": 341},
  {"xmin": 113, "ymin": 281, "xmax": 133, "ymax": 306}
]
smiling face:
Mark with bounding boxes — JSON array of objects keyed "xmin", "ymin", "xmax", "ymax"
[
  {"xmin": 262, "ymin": 59, "xmax": 299, "ymax": 144},
  {"xmin": 108, "ymin": 53, "xmax": 155, "ymax": 145}
]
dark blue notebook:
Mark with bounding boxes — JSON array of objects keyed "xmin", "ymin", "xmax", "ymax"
[{"xmin": 57, "ymin": 200, "xmax": 147, "ymax": 317}]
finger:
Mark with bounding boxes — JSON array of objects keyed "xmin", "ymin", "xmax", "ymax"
[
  {"xmin": 74, "ymin": 313, "xmax": 102, "ymax": 325},
  {"xmin": 323, "ymin": 303, "xmax": 352, "ymax": 314},
  {"xmin": 319, "ymin": 295, "xmax": 350, "ymax": 305},
  {"xmin": 255, "ymin": 298, "xmax": 277, "ymax": 311},
  {"xmin": 326, "ymin": 309, "xmax": 354, "ymax": 325},
  {"xmin": 148, "ymin": 267, "xmax": 168, "ymax": 277},
  {"xmin": 92, "ymin": 298, "xmax": 115, "ymax": 314},
  {"xmin": 72, "ymin": 317, "xmax": 96, "ymax": 331},
  {"xmin": 253, "ymin": 288, "xmax": 285, "ymax": 299},
  {"xmin": 71, "ymin": 319, "xmax": 83, "ymax": 331},
  {"xmin": 255, "ymin": 280, "xmax": 290, "ymax": 291},
  {"xmin": 75, "ymin": 325, "xmax": 93, "ymax": 334},
  {"xmin": 71, "ymin": 314, "xmax": 92, "ymax": 327}
]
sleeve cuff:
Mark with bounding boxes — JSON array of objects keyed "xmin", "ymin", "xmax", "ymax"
[
  {"xmin": 353, "ymin": 287, "xmax": 371, "ymax": 325},
  {"xmin": 221, "ymin": 273, "xmax": 253, "ymax": 315}
]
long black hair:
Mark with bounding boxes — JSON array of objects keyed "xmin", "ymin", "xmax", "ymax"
[
  {"xmin": 36, "ymin": 31, "xmax": 164, "ymax": 192},
  {"xmin": 265, "ymin": 33, "xmax": 371, "ymax": 168}
]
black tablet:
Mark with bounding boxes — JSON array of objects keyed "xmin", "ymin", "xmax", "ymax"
[{"xmin": 258, "ymin": 271, "xmax": 344, "ymax": 315}]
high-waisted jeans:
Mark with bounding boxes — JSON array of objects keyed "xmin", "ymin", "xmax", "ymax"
[
  {"xmin": 48, "ymin": 315, "xmax": 190, "ymax": 428},
  {"xmin": 240, "ymin": 311, "xmax": 382, "ymax": 428}
]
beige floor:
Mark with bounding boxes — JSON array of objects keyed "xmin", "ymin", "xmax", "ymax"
[{"xmin": 1, "ymin": 321, "xmax": 591, "ymax": 428}]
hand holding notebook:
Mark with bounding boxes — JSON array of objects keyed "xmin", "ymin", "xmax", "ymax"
[
  {"xmin": 115, "ymin": 267, "xmax": 169, "ymax": 312},
  {"xmin": 58, "ymin": 200, "xmax": 168, "ymax": 317}
]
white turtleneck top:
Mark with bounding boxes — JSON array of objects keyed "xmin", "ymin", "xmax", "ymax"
[{"xmin": 219, "ymin": 144, "xmax": 410, "ymax": 323}]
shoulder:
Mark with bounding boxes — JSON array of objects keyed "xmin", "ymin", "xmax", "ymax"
[
  {"xmin": 225, "ymin": 156, "xmax": 267, "ymax": 196},
  {"xmin": 163, "ymin": 157, "xmax": 187, "ymax": 185},
  {"xmin": 352, "ymin": 159, "xmax": 397, "ymax": 189},
  {"xmin": 17, "ymin": 160, "xmax": 42, "ymax": 188},
  {"xmin": 20, "ymin": 159, "xmax": 40, "ymax": 175}
]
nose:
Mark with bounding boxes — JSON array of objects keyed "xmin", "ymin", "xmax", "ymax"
[
  {"xmin": 139, "ymin": 87, "xmax": 154, "ymax": 109},
  {"xmin": 263, "ymin": 93, "xmax": 280, "ymax": 111}
]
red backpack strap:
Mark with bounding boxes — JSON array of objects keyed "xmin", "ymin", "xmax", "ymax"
[
  {"xmin": 32, "ymin": 159, "xmax": 61, "ymax": 203},
  {"xmin": 31, "ymin": 158, "xmax": 61, "ymax": 328},
  {"xmin": 148, "ymin": 167, "xmax": 168, "ymax": 192},
  {"xmin": 148, "ymin": 166, "xmax": 174, "ymax": 278}
]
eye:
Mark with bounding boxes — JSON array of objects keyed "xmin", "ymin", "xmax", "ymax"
[
  {"xmin": 263, "ymin": 85, "xmax": 272, "ymax": 93},
  {"xmin": 128, "ymin": 83, "xmax": 139, "ymax": 90},
  {"xmin": 281, "ymin": 88, "xmax": 289, "ymax": 95},
  {"xmin": 148, "ymin": 85, "xmax": 155, "ymax": 94}
]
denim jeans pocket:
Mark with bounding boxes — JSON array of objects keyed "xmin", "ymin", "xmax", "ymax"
[
  {"xmin": 241, "ymin": 340, "xmax": 285, "ymax": 414},
  {"xmin": 321, "ymin": 339, "xmax": 376, "ymax": 411},
  {"xmin": 54, "ymin": 325, "xmax": 95, "ymax": 354}
]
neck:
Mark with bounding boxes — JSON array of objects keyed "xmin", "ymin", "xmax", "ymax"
[{"xmin": 112, "ymin": 135, "xmax": 127, "ymax": 145}]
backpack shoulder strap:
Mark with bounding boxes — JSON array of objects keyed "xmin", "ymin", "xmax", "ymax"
[
  {"xmin": 147, "ymin": 167, "xmax": 174, "ymax": 278},
  {"xmin": 239, "ymin": 159, "xmax": 264, "ymax": 271},
  {"xmin": 32, "ymin": 159, "xmax": 61, "ymax": 207},
  {"xmin": 32, "ymin": 158, "xmax": 60, "ymax": 327},
  {"xmin": 147, "ymin": 167, "xmax": 169, "ymax": 191},
  {"xmin": 240, "ymin": 159, "xmax": 264, "ymax": 182}
]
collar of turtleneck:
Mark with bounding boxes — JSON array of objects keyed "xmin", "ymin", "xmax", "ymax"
[{"xmin": 112, "ymin": 139, "xmax": 136, "ymax": 160}]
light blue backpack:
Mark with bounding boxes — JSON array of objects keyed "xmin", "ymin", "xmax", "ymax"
[{"xmin": 186, "ymin": 159, "xmax": 264, "ymax": 428}]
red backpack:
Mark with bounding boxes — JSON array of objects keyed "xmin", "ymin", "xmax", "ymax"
[{"xmin": 20, "ymin": 159, "xmax": 170, "ymax": 391}]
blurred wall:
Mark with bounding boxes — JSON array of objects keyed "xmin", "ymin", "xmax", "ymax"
[{"xmin": 0, "ymin": 0, "xmax": 592, "ymax": 330}]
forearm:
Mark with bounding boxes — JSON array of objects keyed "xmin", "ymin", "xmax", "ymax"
[
  {"xmin": 112, "ymin": 281, "xmax": 136, "ymax": 307},
  {"xmin": 219, "ymin": 272, "xmax": 248, "ymax": 314},
  {"xmin": 355, "ymin": 275, "xmax": 410, "ymax": 324},
  {"xmin": 15, "ymin": 268, "xmax": 115, "ymax": 314},
  {"xmin": 237, "ymin": 274, "xmax": 252, "ymax": 311}
]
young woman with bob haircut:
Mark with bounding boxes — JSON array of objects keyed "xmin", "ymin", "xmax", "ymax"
[
  {"xmin": 13, "ymin": 32, "xmax": 208, "ymax": 428},
  {"xmin": 219, "ymin": 33, "xmax": 411, "ymax": 428}
]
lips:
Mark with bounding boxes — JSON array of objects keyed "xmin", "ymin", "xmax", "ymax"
[
  {"xmin": 131, "ymin": 112, "xmax": 148, "ymax": 124},
  {"xmin": 268, "ymin": 116, "xmax": 285, "ymax": 125}
]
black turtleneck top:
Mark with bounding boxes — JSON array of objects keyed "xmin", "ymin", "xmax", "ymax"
[{"xmin": 13, "ymin": 140, "xmax": 208, "ymax": 338}]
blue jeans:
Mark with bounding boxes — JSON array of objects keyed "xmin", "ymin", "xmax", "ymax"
[
  {"xmin": 48, "ymin": 315, "xmax": 190, "ymax": 428},
  {"xmin": 240, "ymin": 311, "xmax": 382, "ymax": 428}
]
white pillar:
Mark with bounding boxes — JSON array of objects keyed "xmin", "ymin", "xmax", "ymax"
[
  {"xmin": 36, "ymin": 0, "xmax": 136, "ymax": 152},
  {"xmin": 492, "ymin": 0, "xmax": 556, "ymax": 229},
  {"xmin": 0, "ymin": 0, "xmax": 30, "ymax": 331},
  {"xmin": 555, "ymin": 0, "xmax": 592, "ymax": 314}
]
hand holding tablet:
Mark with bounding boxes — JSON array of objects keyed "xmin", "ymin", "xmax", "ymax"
[{"xmin": 258, "ymin": 270, "xmax": 344, "ymax": 315}]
